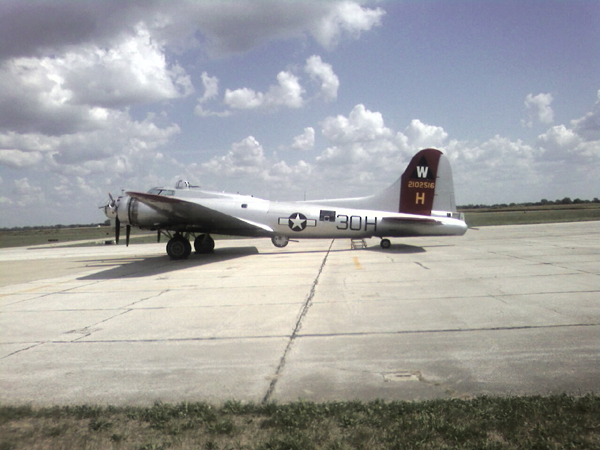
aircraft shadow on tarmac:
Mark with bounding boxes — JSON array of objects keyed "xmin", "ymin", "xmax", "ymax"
[
  {"xmin": 371, "ymin": 243, "xmax": 426, "ymax": 254},
  {"xmin": 77, "ymin": 242, "xmax": 427, "ymax": 280},
  {"xmin": 77, "ymin": 246, "xmax": 260, "ymax": 280},
  {"xmin": 253, "ymin": 242, "xmax": 426, "ymax": 256}
]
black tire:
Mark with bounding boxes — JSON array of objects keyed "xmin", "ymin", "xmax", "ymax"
[
  {"xmin": 167, "ymin": 236, "xmax": 191, "ymax": 259},
  {"xmin": 380, "ymin": 238, "xmax": 391, "ymax": 249},
  {"xmin": 271, "ymin": 236, "xmax": 289, "ymax": 248},
  {"xmin": 194, "ymin": 234, "xmax": 215, "ymax": 253}
]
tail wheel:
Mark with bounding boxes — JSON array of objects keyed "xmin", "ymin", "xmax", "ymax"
[
  {"xmin": 194, "ymin": 234, "xmax": 215, "ymax": 253},
  {"xmin": 167, "ymin": 235, "xmax": 192, "ymax": 260},
  {"xmin": 271, "ymin": 236, "xmax": 289, "ymax": 248},
  {"xmin": 380, "ymin": 238, "xmax": 391, "ymax": 249}
]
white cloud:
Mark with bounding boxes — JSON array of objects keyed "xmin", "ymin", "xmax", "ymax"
[
  {"xmin": 0, "ymin": 111, "xmax": 180, "ymax": 170},
  {"xmin": 534, "ymin": 92, "xmax": 600, "ymax": 162},
  {"xmin": 194, "ymin": 104, "xmax": 232, "ymax": 118},
  {"xmin": 401, "ymin": 119, "xmax": 449, "ymax": 150},
  {"xmin": 60, "ymin": 24, "xmax": 194, "ymax": 106},
  {"xmin": 11, "ymin": 177, "xmax": 45, "ymax": 207},
  {"xmin": 315, "ymin": 105, "xmax": 402, "ymax": 192},
  {"xmin": 291, "ymin": 127, "xmax": 316, "ymax": 150},
  {"xmin": 194, "ymin": 72, "xmax": 232, "ymax": 117},
  {"xmin": 201, "ymin": 136, "xmax": 267, "ymax": 177},
  {"xmin": 537, "ymin": 125, "xmax": 581, "ymax": 160},
  {"xmin": 0, "ymin": 150, "xmax": 43, "ymax": 168},
  {"xmin": 224, "ymin": 87, "xmax": 265, "ymax": 110},
  {"xmin": 0, "ymin": 2, "xmax": 386, "ymax": 60},
  {"xmin": 163, "ymin": 1, "xmax": 386, "ymax": 55},
  {"xmin": 305, "ymin": 55, "xmax": 339, "ymax": 100},
  {"xmin": 322, "ymin": 104, "xmax": 393, "ymax": 144},
  {"xmin": 0, "ymin": 23, "xmax": 192, "ymax": 136},
  {"xmin": 522, "ymin": 92, "xmax": 554, "ymax": 128},
  {"xmin": 310, "ymin": 1, "xmax": 386, "ymax": 49},
  {"xmin": 198, "ymin": 72, "xmax": 220, "ymax": 103},
  {"xmin": 224, "ymin": 71, "xmax": 304, "ymax": 110},
  {"xmin": 443, "ymin": 136, "xmax": 547, "ymax": 204},
  {"xmin": 267, "ymin": 71, "xmax": 305, "ymax": 108},
  {"xmin": 570, "ymin": 90, "xmax": 600, "ymax": 141}
]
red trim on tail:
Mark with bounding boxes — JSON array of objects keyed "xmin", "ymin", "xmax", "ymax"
[{"xmin": 399, "ymin": 148, "xmax": 442, "ymax": 215}]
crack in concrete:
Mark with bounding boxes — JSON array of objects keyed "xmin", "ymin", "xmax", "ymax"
[
  {"xmin": 70, "ymin": 309, "xmax": 133, "ymax": 342},
  {"xmin": 68, "ymin": 290, "xmax": 172, "ymax": 342},
  {"xmin": 296, "ymin": 322, "xmax": 600, "ymax": 339},
  {"xmin": 262, "ymin": 239, "xmax": 334, "ymax": 404},
  {"xmin": 1, "ymin": 342, "xmax": 44, "ymax": 360}
]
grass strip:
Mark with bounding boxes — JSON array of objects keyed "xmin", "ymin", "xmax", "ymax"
[{"xmin": 1, "ymin": 394, "xmax": 598, "ymax": 449}]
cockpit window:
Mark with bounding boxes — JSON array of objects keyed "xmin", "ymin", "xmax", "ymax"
[{"xmin": 148, "ymin": 188, "xmax": 175, "ymax": 196}]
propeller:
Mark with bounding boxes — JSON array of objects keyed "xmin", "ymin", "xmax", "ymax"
[
  {"xmin": 102, "ymin": 192, "xmax": 133, "ymax": 246},
  {"xmin": 157, "ymin": 230, "xmax": 161, "ymax": 243},
  {"xmin": 100, "ymin": 193, "xmax": 117, "ymax": 216}
]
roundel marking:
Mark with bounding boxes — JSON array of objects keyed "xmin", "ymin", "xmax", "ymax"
[{"xmin": 288, "ymin": 213, "xmax": 308, "ymax": 232}]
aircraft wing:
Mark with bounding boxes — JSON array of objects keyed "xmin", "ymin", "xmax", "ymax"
[{"xmin": 126, "ymin": 191, "xmax": 273, "ymax": 235}]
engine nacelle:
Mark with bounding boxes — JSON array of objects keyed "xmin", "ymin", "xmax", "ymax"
[{"xmin": 116, "ymin": 196, "xmax": 169, "ymax": 229}]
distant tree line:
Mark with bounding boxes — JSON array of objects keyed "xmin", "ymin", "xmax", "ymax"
[
  {"xmin": 2, "ymin": 199, "xmax": 599, "ymax": 230},
  {"xmin": 0, "ymin": 221, "xmax": 110, "ymax": 232},
  {"xmin": 459, "ymin": 197, "xmax": 600, "ymax": 210}
]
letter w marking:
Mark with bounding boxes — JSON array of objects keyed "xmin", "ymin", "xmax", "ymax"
[{"xmin": 416, "ymin": 166, "xmax": 428, "ymax": 178}]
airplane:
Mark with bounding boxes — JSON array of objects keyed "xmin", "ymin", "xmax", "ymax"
[{"xmin": 102, "ymin": 148, "xmax": 467, "ymax": 259}]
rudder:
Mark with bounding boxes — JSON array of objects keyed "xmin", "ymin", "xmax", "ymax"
[{"xmin": 399, "ymin": 148, "xmax": 457, "ymax": 215}]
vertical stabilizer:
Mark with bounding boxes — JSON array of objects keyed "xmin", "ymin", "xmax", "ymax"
[
  {"xmin": 399, "ymin": 148, "xmax": 456, "ymax": 215},
  {"xmin": 303, "ymin": 148, "xmax": 458, "ymax": 215}
]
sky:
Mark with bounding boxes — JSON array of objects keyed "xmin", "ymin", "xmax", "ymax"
[{"xmin": 0, "ymin": 0, "xmax": 598, "ymax": 227}]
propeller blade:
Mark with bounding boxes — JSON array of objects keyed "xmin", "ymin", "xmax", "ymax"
[
  {"xmin": 115, "ymin": 216, "xmax": 120, "ymax": 244},
  {"xmin": 157, "ymin": 230, "xmax": 161, "ymax": 243},
  {"xmin": 126, "ymin": 225, "xmax": 131, "ymax": 247}
]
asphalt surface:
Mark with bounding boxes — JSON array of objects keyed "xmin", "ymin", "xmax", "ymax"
[{"xmin": 0, "ymin": 221, "xmax": 598, "ymax": 405}]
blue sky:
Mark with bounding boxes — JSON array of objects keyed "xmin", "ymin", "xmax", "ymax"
[{"xmin": 0, "ymin": 0, "xmax": 598, "ymax": 227}]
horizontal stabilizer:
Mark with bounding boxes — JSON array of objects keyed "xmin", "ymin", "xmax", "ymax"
[{"xmin": 382, "ymin": 216, "xmax": 443, "ymax": 225}]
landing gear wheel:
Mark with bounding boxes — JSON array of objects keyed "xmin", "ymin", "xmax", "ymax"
[
  {"xmin": 167, "ymin": 235, "xmax": 192, "ymax": 260},
  {"xmin": 271, "ymin": 236, "xmax": 289, "ymax": 248},
  {"xmin": 194, "ymin": 234, "xmax": 215, "ymax": 253},
  {"xmin": 380, "ymin": 238, "xmax": 391, "ymax": 249}
]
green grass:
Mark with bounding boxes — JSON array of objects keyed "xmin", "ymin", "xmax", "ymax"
[
  {"xmin": 461, "ymin": 203, "xmax": 600, "ymax": 227},
  {"xmin": 0, "ymin": 226, "xmax": 154, "ymax": 249},
  {"xmin": 0, "ymin": 395, "xmax": 598, "ymax": 449}
]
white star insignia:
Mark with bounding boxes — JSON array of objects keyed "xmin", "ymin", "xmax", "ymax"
[{"xmin": 289, "ymin": 213, "xmax": 306, "ymax": 230}]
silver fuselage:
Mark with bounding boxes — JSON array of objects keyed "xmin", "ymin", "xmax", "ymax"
[{"xmin": 112, "ymin": 188, "xmax": 467, "ymax": 239}]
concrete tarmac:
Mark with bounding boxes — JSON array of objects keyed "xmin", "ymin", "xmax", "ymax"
[{"xmin": 0, "ymin": 221, "xmax": 598, "ymax": 405}]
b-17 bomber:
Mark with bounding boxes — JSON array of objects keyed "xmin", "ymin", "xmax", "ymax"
[{"xmin": 102, "ymin": 148, "xmax": 467, "ymax": 259}]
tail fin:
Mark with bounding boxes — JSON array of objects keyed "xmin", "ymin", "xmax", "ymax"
[
  {"xmin": 304, "ymin": 148, "xmax": 458, "ymax": 216},
  {"xmin": 399, "ymin": 148, "xmax": 457, "ymax": 216}
]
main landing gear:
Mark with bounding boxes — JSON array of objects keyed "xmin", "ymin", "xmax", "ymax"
[
  {"xmin": 165, "ymin": 233, "xmax": 215, "ymax": 260},
  {"xmin": 271, "ymin": 235, "xmax": 289, "ymax": 248},
  {"xmin": 380, "ymin": 238, "xmax": 391, "ymax": 249}
]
